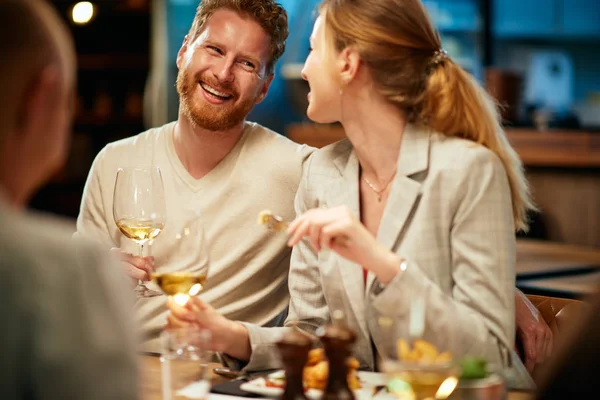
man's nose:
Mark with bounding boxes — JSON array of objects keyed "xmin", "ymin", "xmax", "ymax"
[{"xmin": 213, "ymin": 57, "xmax": 235, "ymax": 84}]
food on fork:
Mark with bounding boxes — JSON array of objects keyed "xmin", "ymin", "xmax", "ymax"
[
  {"xmin": 257, "ymin": 209, "xmax": 289, "ymax": 232},
  {"xmin": 257, "ymin": 210, "xmax": 350, "ymax": 246}
]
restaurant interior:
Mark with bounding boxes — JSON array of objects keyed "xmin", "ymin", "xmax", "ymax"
[{"xmin": 16, "ymin": 0, "xmax": 600, "ymax": 399}]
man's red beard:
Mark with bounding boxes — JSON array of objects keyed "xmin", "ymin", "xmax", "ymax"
[{"xmin": 176, "ymin": 69, "xmax": 259, "ymax": 131}]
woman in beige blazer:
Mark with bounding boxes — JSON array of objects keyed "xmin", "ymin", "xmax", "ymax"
[{"xmin": 167, "ymin": 0, "xmax": 538, "ymax": 384}]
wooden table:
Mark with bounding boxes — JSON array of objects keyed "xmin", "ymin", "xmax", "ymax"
[
  {"xmin": 141, "ymin": 354, "xmax": 228, "ymax": 400},
  {"xmin": 516, "ymin": 239, "xmax": 600, "ymax": 280},
  {"xmin": 139, "ymin": 355, "xmax": 535, "ymax": 400}
]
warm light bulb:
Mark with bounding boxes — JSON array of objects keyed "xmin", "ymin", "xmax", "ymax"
[{"xmin": 72, "ymin": 2, "xmax": 94, "ymax": 24}]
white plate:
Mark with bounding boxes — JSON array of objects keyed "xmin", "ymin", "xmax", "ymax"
[{"xmin": 240, "ymin": 370, "xmax": 388, "ymax": 399}]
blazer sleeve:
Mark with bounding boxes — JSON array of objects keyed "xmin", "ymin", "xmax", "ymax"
[
  {"xmin": 367, "ymin": 147, "xmax": 516, "ymax": 371},
  {"xmin": 240, "ymin": 154, "xmax": 330, "ymax": 371}
]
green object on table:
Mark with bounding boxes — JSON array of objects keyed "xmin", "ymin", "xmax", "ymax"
[{"xmin": 460, "ymin": 357, "xmax": 488, "ymax": 379}]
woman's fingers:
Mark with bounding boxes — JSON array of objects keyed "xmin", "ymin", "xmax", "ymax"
[
  {"xmin": 287, "ymin": 218, "xmax": 311, "ymax": 247},
  {"xmin": 166, "ymin": 313, "xmax": 191, "ymax": 329},
  {"xmin": 167, "ymin": 297, "xmax": 197, "ymax": 321}
]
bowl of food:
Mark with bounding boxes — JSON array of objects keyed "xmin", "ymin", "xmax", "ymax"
[
  {"xmin": 381, "ymin": 339, "xmax": 461, "ymax": 400},
  {"xmin": 449, "ymin": 357, "xmax": 506, "ymax": 400}
]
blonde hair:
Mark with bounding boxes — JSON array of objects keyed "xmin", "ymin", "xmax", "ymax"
[{"xmin": 320, "ymin": 0, "xmax": 535, "ymax": 232}]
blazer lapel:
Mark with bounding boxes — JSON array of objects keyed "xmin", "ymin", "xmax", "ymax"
[
  {"xmin": 327, "ymin": 146, "xmax": 370, "ymax": 341},
  {"xmin": 366, "ymin": 124, "xmax": 431, "ymax": 291}
]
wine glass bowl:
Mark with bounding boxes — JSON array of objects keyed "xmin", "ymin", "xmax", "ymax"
[
  {"xmin": 377, "ymin": 296, "xmax": 460, "ymax": 400},
  {"xmin": 382, "ymin": 359, "xmax": 460, "ymax": 400},
  {"xmin": 113, "ymin": 167, "xmax": 167, "ymax": 297},
  {"xmin": 151, "ymin": 210, "xmax": 210, "ymax": 306},
  {"xmin": 152, "ymin": 272, "xmax": 207, "ymax": 296}
]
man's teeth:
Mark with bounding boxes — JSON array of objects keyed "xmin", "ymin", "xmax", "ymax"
[{"xmin": 200, "ymin": 82, "xmax": 231, "ymax": 98}]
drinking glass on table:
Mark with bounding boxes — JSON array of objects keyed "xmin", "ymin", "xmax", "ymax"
[
  {"xmin": 151, "ymin": 209, "xmax": 210, "ymax": 307},
  {"xmin": 113, "ymin": 167, "xmax": 167, "ymax": 297},
  {"xmin": 379, "ymin": 296, "xmax": 460, "ymax": 400},
  {"xmin": 161, "ymin": 327, "xmax": 212, "ymax": 400}
]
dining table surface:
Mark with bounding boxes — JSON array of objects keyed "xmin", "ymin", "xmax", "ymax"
[
  {"xmin": 139, "ymin": 354, "xmax": 537, "ymax": 400},
  {"xmin": 138, "ymin": 239, "xmax": 600, "ymax": 399}
]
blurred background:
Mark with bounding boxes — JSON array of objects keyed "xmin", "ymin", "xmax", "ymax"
[{"xmin": 36, "ymin": 0, "xmax": 599, "ymax": 249}]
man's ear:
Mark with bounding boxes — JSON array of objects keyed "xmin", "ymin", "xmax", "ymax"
[
  {"xmin": 176, "ymin": 35, "xmax": 190, "ymax": 70},
  {"xmin": 17, "ymin": 65, "xmax": 61, "ymax": 136},
  {"xmin": 255, "ymin": 74, "xmax": 274, "ymax": 104},
  {"xmin": 336, "ymin": 46, "xmax": 360, "ymax": 85}
]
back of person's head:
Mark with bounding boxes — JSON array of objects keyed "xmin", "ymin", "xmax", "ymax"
[
  {"xmin": 319, "ymin": 0, "xmax": 535, "ymax": 232},
  {"xmin": 0, "ymin": 0, "xmax": 76, "ymax": 205},
  {"xmin": 188, "ymin": 0, "xmax": 288, "ymax": 76}
]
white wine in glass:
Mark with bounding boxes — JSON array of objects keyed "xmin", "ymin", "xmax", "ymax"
[
  {"xmin": 152, "ymin": 212, "xmax": 210, "ymax": 306},
  {"xmin": 153, "ymin": 272, "xmax": 208, "ymax": 306},
  {"xmin": 113, "ymin": 167, "xmax": 167, "ymax": 298}
]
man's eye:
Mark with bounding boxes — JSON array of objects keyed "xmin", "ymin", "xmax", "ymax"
[
  {"xmin": 208, "ymin": 46, "xmax": 222, "ymax": 54},
  {"xmin": 239, "ymin": 60, "xmax": 255, "ymax": 70}
]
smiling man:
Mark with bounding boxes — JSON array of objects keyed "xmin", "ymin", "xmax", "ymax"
[{"xmin": 76, "ymin": 0, "xmax": 313, "ymax": 352}]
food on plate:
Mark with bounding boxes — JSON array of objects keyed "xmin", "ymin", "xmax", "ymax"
[
  {"xmin": 396, "ymin": 339, "xmax": 453, "ymax": 365},
  {"xmin": 303, "ymin": 348, "xmax": 361, "ymax": 390},
  {"xmin": 265, "ymin": 348, "xmax": 361, "ymax": 390},
  {"xmin": 459, "ymin": 357, "xmax": 488, "ymax": 379}
]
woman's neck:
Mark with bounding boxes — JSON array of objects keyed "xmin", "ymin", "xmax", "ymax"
[{"xmin": 341, "ymin": 93, "xmax": 407, "ymax": 185}]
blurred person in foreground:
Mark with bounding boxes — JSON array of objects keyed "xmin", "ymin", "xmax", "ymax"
[
  {"xmin": 0, "ymin": 0, "xmax": 137, "ymax": 398},
  {"xmin": 167, "ymin": 0, "xmax": 539, "ymax": 387},
  {"xmin": 75, "ymin": 0, "xmax": 313, "ymax": 353}
]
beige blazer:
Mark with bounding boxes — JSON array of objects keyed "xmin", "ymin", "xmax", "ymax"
[{"xmin": 243, "ymin": 124, "xmax": 519, "ymax": 380}]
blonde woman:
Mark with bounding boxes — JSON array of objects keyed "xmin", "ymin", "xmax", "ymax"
[{"xmin": 168, "ymin": 0, "xmax": 541, "ymax": 384}]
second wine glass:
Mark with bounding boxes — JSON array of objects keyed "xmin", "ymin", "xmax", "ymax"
[
  {"xmin": 152, "ymin": 210, "xmax": 210, "ymax": 306},
  {"xmin": 113, "ymin": 166, "xmax": 167, "ymax": 298}
]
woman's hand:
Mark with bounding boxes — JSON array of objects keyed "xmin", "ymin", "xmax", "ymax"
[
  {"xmin": 287, "ymin": 205, "xmax": 403, "ymax": 284},
  {"xmin": 166, "ymin": 296, "xmax": 251, "ymax": 360},
  {"xmin": 515, "ymin": 290, "xmax": 553, "ymax": 373}
]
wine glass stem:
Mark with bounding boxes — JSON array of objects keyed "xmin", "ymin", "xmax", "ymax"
[{"xmin": 138, "ymin": 243, "xmax": 145, "ymax": 287}]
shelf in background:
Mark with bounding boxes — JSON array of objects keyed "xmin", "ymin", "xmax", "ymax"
[
  {"xmin": 506, "ymin": 129, "xmax": 600, "ymax": 168},
  {"xmin": 74, "ymin": 114, "xmax": 144, "ymax": 128},
  {"xmin": 77, "ymin": 54, "xmax": 148, "ymax": 70},
  {"xmin": 286, "ymin": 124, "xmax": 600, "ymax": 168}
]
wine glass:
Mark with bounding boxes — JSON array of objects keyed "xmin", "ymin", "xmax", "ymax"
[
  {"xmin": 378, "ymin": 297, "xmax": 460, "ymax": 400},
  {"xmin": 151, "ymin": 210, "xmax": 210, "ymax": 307},
  {"xmin": 113, "ymin": 167, "xmax": 167, "ymax": 297}
]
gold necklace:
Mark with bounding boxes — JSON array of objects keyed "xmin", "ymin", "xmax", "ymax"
[{"xmin": 362, "ymin": 173, "xmax": 396, "ymax": 202}]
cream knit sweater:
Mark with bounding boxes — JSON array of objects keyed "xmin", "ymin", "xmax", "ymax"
[{"xmin": 76, "ymin": 121, "xmax": 314, "ymax": 352}]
